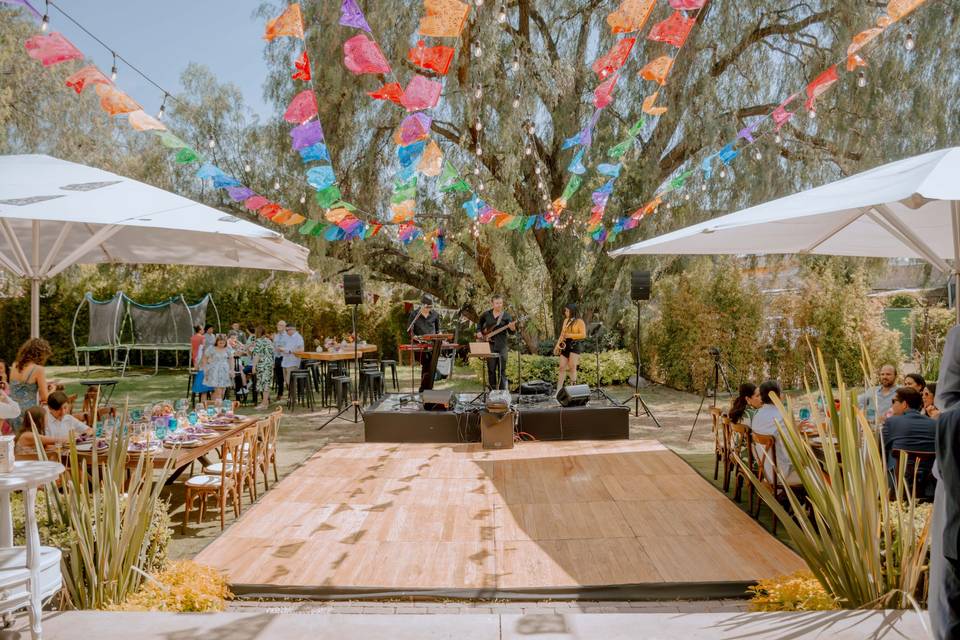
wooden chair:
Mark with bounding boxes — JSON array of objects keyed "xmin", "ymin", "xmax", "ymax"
[
  {"xmin": 751, "ymin": 433, "xmax": 803, "ymax": 534},
  {"xmin": 892, "ymin": 448, "xmax": 937, "ymax": 501},
  {"xmin": 727, "ymin": 422, "xmax": 754, "ymax": 504},
  {"xmin": 711, "ymin": 407, "xmax": 726, "ymax": 482},
  {"xmin": 203, "ymin": 426, "xmax": 258, "ymax": 506},
  {"xmin": 184, "ymin": 433, "xmax": 244, "ymax": 532},
  {"xmin": 260, "ymin": 409, "xmax": 282, "ymax": 489}
]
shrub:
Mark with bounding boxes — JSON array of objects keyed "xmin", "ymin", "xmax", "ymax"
[
  {"xmin": 912, "ymin": 305, "xmax": 954, "ymax": 380},
  {"xmin": 748, "ymin": 572, "xmax": 839, "ymax": 612},
  {"xmin": 468, "ymin": 349, "xmax": 635, "ymax": 389},
  {"xmin": 112, "ymin": 560, "xmax": 232, "ymax": 613}
]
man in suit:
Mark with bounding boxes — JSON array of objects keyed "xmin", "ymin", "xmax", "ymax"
[
  {"xmin": 932, "ymin": 324, "xmax": 960, "ymax": 639},
  {"xmin": 882, "ymin": 387, "xmax": 935, "ymax": 493}
]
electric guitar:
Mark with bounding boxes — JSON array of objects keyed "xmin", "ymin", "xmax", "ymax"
[{"xmin": 481, "ymin": 314, "xmax": 528, "ymax": 341}]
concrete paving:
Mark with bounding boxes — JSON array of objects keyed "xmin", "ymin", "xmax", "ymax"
[{"xmin": 6, "ymin": 609, "xmax": 930, "ymax": 640}]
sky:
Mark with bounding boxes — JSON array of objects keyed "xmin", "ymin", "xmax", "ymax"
[{"xmin": 29, "ymin": 0, "xmax": 275, "ymax": 119}]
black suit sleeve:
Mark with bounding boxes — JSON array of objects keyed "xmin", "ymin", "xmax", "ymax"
[
  {"xmin": 936, "ymin": 325, "xmax": 960, "ymax": 412},
  {"xmin": 939, "ymin": 410, "xmax": 960, "ymax": 560}
]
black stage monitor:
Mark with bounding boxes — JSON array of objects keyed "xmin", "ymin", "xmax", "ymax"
[
  {"xmin": 343, "ymin": 273, "xmax": 363, "ymax": 305},
  {"xmin": 631, "ymin": 270, "xmax": 651, "ymax": 301},
  {"xmin": 557, "ymin": 384, "xmax": 590, "ymax": 407},
  {"xmin": 422, "ymin": 390, "xmax": 456, "ymax": 411}
]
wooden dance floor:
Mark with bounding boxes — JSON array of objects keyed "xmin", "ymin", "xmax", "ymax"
[{"xmin": 196, "ymin": 440, "xmax": 806, "ymax": 598}]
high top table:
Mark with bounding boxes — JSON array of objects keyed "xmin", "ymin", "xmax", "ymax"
[{"xmin": 0, "ymin": 461, "xmax": 64, "ymax": 639}]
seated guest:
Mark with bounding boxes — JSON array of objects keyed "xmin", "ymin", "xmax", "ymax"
[
  {"xmin": 45, "ymin": 392, "xmax": 92, "ymax": 442},
  {"xmin": 904, "ymin": 373, "xmax": 926, "ymax": 393},
  {"xmin": 923, "ymin": 382, "xmax": 940, "ymax": 418},
  {"xmin": 728, "ymin": 382, "xmax": 762, "ymax": 425},
  {"xmin": 16, "ymin": 406, "xmax": 48, "ymax": 455},
  {"xmin": 858, "ymin": 364, "xmax": 898, "ymax": 423},
  {"xmin": 0, "ymin": 386, "xmax": 20, "ymax": 436},
  {"xmin": 882, "ymin": 387, "xmax": 936, "ymax": 480},
  {"xmin": 751, "ymin": 380, "xmax": 801, "ymax": 485}
]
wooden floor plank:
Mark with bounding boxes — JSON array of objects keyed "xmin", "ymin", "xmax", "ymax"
[{"xmin": 195, "ymin": 440, "xmax": 805, "ymax": 591}]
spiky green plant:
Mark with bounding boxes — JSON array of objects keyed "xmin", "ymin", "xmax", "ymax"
[
  {"xmin": 31, "ymin": 399, "xmax": 173, "ymax": 609},
  {"xmin": 737, "ymin": 346, "xmax": 930, "ymax": 609}
]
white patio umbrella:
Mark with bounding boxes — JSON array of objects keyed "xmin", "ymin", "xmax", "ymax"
[
  {"xmin": 610, "ymin": 147, "xmax": 960, "ymax": 321},
  {"xmin": 0, "ymin": 154, "xmax": 311, "ymax": 337}
]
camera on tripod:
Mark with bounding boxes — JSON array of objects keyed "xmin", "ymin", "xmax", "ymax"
[{"xmin": 707, "ymin": 346, "xmax": 721, "ymax": 357}]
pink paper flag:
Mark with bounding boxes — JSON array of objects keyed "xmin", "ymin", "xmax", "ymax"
[
  {"xmin": 772, "ymin": 95, "xmax": 797, "ymax": 130},
  {"xmin": 669, "ymin": 0, "xmax": 706, "ymax": 9},
  {"xmin": 65, "ymin": 65, "xmax": 111, "ymax": 94},
  {"xmin": 805, "ymin": 65, "xmax": 839, "ymax": 111},
  {"xmin": 244, "ymin": 195, "xmax": 270, "ymax": 211},
  {"xmin": 594, "ymin": 73, "xmax": 618, "ymax": 109},
  {"xmin": 395, "ymin": 113, "xmax": 433, "ymax": 145},
  {"xmin": 24, "ymin": 32, "xmax": 83, "ymax": 67},
  {"xmin": 400, "ymin": 75, "xmax": 442, "ymax": 111},
  {"xmin": 284, "ymin": 89, "xmax": 318, "ymax": 124},
  {"xmin": 343, "ymin": 34, "xmax": 392, "ymax": 75},
  {"xmin": 647, "ymin": 11, "xmax": 696, "ymax": 48}
]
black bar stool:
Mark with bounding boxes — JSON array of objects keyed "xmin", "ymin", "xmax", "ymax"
[
  {"xmin": 379, "ymin": 359, "xmax": 399, "ymax": 391},
  {"xmin": 287, "ymin": 370, "xmax": 315, "ymax": 411},
  {"xmin": 360, "ymin": 369, "xmax": 384, "ymax": 405}
]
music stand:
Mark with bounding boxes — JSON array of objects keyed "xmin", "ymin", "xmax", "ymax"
[{"xmin": 467, "ymin": 341, "xmax": 498, "ymax": 405}]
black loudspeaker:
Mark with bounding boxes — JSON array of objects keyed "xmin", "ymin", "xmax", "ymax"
[
  {"xmin": 556, "ymin": 384, "xmax": 590, "ymax": 407},
  {"xmin": 520, "ymin": 380, "xmax": 552, "ymax": 395},
  {"xmin": 343, "ymin": 274, "xmax": 363, "ymax": 305},
  {"xmin": 631, "ymin": 270, "xmax": 651, "ymax": 301},
  {"xmin": 422, "ymin": 390, "xmax": 456, "ymax": 411}
]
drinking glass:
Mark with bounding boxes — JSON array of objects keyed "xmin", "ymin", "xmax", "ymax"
[
  {"xmin": 154, "ymin": 422, "xmax": 167, "ymax": 441},
  {"xmin": 130, "ymin": 408, "xmax": 143, "ymax": 423},
  {"xmin": 206, "ymin": 406, "xmax": 216, "ymax": 418},
  {"xmin": 175, "ymin": 399, "xmax": 187, "ymax": 412},
  {"xmin": 188, "ymin": 412, "xmax": 199, "ymax": 426},
  {"xmin": 798, "ymin": 407, "xmax": 811, "ymax": 422}
]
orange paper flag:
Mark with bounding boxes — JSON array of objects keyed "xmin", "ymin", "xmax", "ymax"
[
  {"xmin": 326, "ymin": 207, "xmax": 352, "ymax": 224},
  {"xmin": 282, "ymin": 213, "xmax": 306, "ymax": 226},
  {"xmin": 127, "ymin": 110, "xmax": 166, "ymax": 132},
  {"xmin": 607, "ymin": 0, "xmax": 657, "ymax": 34},
  {"xmin": 368, "ymin": 82, "xmax": 404, "ymax": 104},
  {"xmin": 639, "ymin": 56, "xmax": 674, "ymax": 85},
  {"xmin": 408, "ymin": 41, "xmax": 456, "ymax": 75},
  {"xmin": 264, "ymin": 3, "xmax": 304, "ymax": 40},
  {"xmin": 94, "ymin": 84, "xmax": 141, "ymax": 116},
  {"xmin": 390, "ymin": 200, "xmax": 416, "ymax": 223},
  {"xmin": 886, "ymin": 0, "xmax": 928, "ymax": 22},
  {"xmin": 417, "ymin": 139, "xmax": 444, "ymax": 176},
  {"xmin": 65, "ymin": 65, "xmax": 110, "ymax": 94},
  {"xmin": 418, "ymin": 0, "xmax": 471, "ymax": 38},
  {"xmin": 642, "ymin": 91, "xmax": 667, "ymax": 116}
]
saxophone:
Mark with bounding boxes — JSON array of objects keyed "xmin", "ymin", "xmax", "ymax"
[{"xmin": 553, "ymin": 319, "xmax": 571, "ymax": 356}]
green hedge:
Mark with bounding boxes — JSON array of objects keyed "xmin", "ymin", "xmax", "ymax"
[{"xmin": 468, "ymin": 349, "xmax": 635, "ymax": 389}]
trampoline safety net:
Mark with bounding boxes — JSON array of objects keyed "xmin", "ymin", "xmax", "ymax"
[
  {"xmin": 125, "ymin": 294, "xmax": 211, "ymax": 345},
  {"xmin": 84, "ymin": 292, "xmax": 124, "ymax": 346}
]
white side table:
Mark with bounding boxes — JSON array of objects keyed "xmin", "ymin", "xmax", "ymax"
[{"xmin": 0, "ymin": 461, "xmax": 65, "ymax": 640}]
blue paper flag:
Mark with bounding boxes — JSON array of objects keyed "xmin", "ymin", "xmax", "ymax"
[
  {"xmin": 397, "ymin": 140, "xmax": 426, "ymax": 168},
  {"xmin": 568, "ymin": 149, "xmax": 587, "ymax": 175},
  {"xmin": 597, "ymin": 163, "xmax": 621, "ymax": 178},
  {"xmin": 307, "ymin": 165, "xmax": 336, "ymax": 191},
  {"xmin": 719, "ymin": 143, "xmax": 739, "ymax": 165},
  {"xmin": 299, "ymin": 142, "xmax": 330, "ymax": 163},
  {"xmin": 463, "ymin": 195, "xmax": 483, "ymax": 220}
]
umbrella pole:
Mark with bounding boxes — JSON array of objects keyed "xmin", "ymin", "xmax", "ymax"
[
  {"xmin": 953, "ymin": 203, "xmax": 960, "ymax": 325},
  {"xmin": 30, "ymin": 221, "xmax": 40, "ymax": 338}
]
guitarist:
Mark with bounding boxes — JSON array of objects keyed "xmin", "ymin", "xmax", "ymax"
[{"xmin": 475, "ymin": 294, "xmax": 516, "ymax": 391}]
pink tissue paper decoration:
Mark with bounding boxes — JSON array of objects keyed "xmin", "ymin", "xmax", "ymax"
[
  {"xmin": 343, "ymin": 34, "xmax": 392, "ymax": 75},
  {"xmin": 400, "ymin": 75, "xmax": 443, "ymax": 111},
  {"xmin": 284, "ymin": 89, "xmax": 318, "ymax": 124},
  {"xmin": 24, "ymin": 32, "xmax": 83, "ymax": 67}
]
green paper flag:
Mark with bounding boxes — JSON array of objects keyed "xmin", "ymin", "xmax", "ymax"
[
  {"xmin": 298, "ymin": 219, "xmax": 320, "ymax": 235},
  {"xmin": 394, "ymin": 175, "xmax": 418, "ymax": 191},
  {"xmin": 155, "ymin": 130, "xmax": 189, "ymax": 149},
  {"xmin": 561, "ymin": 175, "xmax": 583, "ymax": 201},
  {"xmin": 311, "ymin": 222, "xmax": 329, "ymax": 237},
  {"xmin": 175, "ymin": 147, "xmax": 200, "ymax": 164},
  {"xmin": 628, "ymin": 118, "xmax": 646, "ymax": 136},
  {"xmin": 330, "ymin": 200, "xmax": 357, "ymax": 211},
  {"xmin": 669, "ymin": 170, "xmax": 692, "ymax": 190},
  {"xmin": 315, "ymin": 185, "xmax": 342, "ymax": 209},
  {"xmin": 608, "ymin": 139, "xmax": 632, "ymax": 158},
  {"xmin": 391, "ymin": 184, "xmax": 418, "ymax": 203},
  {"xmin": 440, "ymin": 179, "xmax": 471, "ymax": 194},
  {"xmin": 439, "ymin": 161, "xmax": 459, "ymax": 186},
  {"xmin": 506, "ymin": 215, "xmax": 524, "ymax": 230}
]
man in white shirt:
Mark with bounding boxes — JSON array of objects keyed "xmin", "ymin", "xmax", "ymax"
[
  {"xmin": 273, "ymin": 320, "xmax": 287, "ymax": 400},
  {"xmin": 857, "ymin": 364, "xmax": 898, "ymax": 423},
  {"xmin": 45, "ymin": 391, "xmax": 91, "ymax": 442},
  {"xmin": 280, "ymin": 324, "xmax": 305, "ymax": 396}
]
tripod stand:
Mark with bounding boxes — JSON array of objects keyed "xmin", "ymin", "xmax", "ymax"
[
  {"xmin": 318, "ymin": 304, "xmax": 364, "ymax": 430},
  {"xmin": 630, "ymin": 301, "xmax": 662, "ymax": 427},
  {"xmin": 687, "ymin": 348, "xmax": 733, "ymax": 441},
  {"xmin": 588, "ymin": 323, "xmax": 619, "ymax": 404}
]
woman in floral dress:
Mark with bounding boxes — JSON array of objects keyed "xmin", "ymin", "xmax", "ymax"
[{"xmin": 250, "ymin": 326, "xmax": 275, "ymax": 410}]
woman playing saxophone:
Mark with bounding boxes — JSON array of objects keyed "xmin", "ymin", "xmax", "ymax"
[{"xmin": 555, "ymin": 303, "xmax": 587, "ymax": 391}]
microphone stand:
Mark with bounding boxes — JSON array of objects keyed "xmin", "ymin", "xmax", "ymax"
[{"xmin": 399, "ymin": 305, "xmax": 422, "ymax": 405}]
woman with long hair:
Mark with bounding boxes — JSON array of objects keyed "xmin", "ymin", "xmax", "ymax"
[
  {"xmin": 7, "ymin": 338, "xmax": 54, "ymax": 433},
  {"xmin": 728, "ymin": 382, "xmax": 762, "ymax": 425},
  {"xmin": 201, "ymin": 334, "xmax": 232, "ymax": 402},
  {"xmin": 923, "ymin": 382, "xmax": 940, "ymax": 418},
  {"xmin": 555, "ymin": 303, "xmax": 587, "ymax": 390},
  {"xmin": 250, "ymin": 326, "xmax": 275, "ymax": 410}
]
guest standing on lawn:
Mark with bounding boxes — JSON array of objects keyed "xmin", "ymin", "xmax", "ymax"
[
  {"xmin": 201, "ymin": 335, "xmax": 232, "ymax": 403},
  {"xmin": 250, "ymin": 326, "xmax": 275, "ymax": 410},
  {"xmin": 273, "ymin": 320, "xmax": 287, "ymax": 401},
  {"xmin": 7, "ymin": 338, "xmax": 54, "ymax": 433},
  {"xmin": 280, "ymin": 324, "xmax": 304, "ymax": 395}
]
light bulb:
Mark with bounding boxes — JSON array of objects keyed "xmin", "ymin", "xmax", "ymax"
[
  {"xmin": 244, "ymin": 162, "xmax": 251, "ymax": 173},
  {"xmin": 157, "ymin": 101, "xmax": 166, "ymax": 120},
  {"xmin": 474, "ymin": 86, "xmax": 483, "ymax": 99},
  {"xmin": 111, "ymin": 65, "xmax": 117, "ymax": 81},
  {"xmin": 475, "ymin": 120, "xmax": 482, "ymax": 131},
  {"xmin": 524, "ymin": 146, "xmax": 532, "ymax": 155},
  {"xmin": 684, "ymin": 193, "xmax": 691, "ymax": 201},
  {"xmin": 497, "ymin": 4, "xmax": 506, "ymax": 22},
  {"xmin": 701, "ymin": 183, "xmax": 707, "ymax": 192},
  {"xmin": 478, "ymin": 182, "xmax": 485, "ymax": 191},
  {"xmin": 809, "ymin": 109, "xmax": 817, "ymax": 119},
  {"xmin": 527, "ymin": 124, "xmax": 535, "ymax": 135},
  {"xmin": 512, "ymin": 95, "xmax": 520, "ymax": 108},
  {"xmin": 299, "ymin": 195, "xmax": 306, "ymax": 204},
  {"xmin": 475, "ymin": 0, "xmax": 483, "ymax": 6},
  {"xmin": 537, "ymin": 180, "xmax": 543, "ymax": 189},
  {"xmin": 719, "ymin": 169, "xmax": 726, "ymax": 178},
  {"xmin": 665, "ymin": 202, "xmax": 672, "ymax": 210},
  {"xmin": 273, "ymin": 180, "xmax": 280, "ymax": 190},
  {"xmin": 207, "ymin": 137, "xmax": 215, "ymax": 149},
  {"xmin": 473, "ymin": 166, "xmax": 480, "ymax": 175},
  {"xmin": 511, "ymin": 54, "xmax": 519, "ymax": 72},
  {"xmin": 542, "ymin": 194, "xmax": 549, "ymax": 202},
  {"xmin": 41, "ymin": 14, "xmax": 48, "ymax": 31},
  {"xmin": 754, "ymin": 150, "xmax": 762, "ymax": 160},
  {"xmin": 475, "ymin": 146, "xmax": 482, "ymax": 156},
  {"xmin": 905, "ymin": 33, "xmax": 915, "ymax": 51},
  {"xmin": 534, "ymin": 166, "xmax": 541, "ymax": 175},
  {"xmin": 474, "ymin": 44, "xmax": 482, "ymax": 58},
  {"xmin": 857, "ymin": 71, "xmax": 867, "ymax": 88},
  {"xmin": 774, "ymin": 133, "xmax": 782, "ymax": 144}
]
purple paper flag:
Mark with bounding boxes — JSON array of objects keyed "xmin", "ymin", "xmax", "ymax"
[
  {"xmin": 226, "ymin": 186, "xmax": 256, "ymax": 202},
  {"xmin": 290, "ymin": 120, "xmax": 325, "ymax": 150},
  {"xmin": 737, "ymin": 121, "xmax": 761, "ymax": 144},
  {"xmin": 0, "ymin": 0, "xmax": 41, "ymax": 20},
  {"xmin": 339, "ymin": 0, "xmax": 372, "ymax": 32}
]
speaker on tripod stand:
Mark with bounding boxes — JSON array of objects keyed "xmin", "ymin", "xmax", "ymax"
[
  {"xmin": 319, "ymin": 274, "xmax": 366, "ymax": 430},
  {"xmin": 629, "ymin": 271, "xmax": 662, "ymax": 428}
]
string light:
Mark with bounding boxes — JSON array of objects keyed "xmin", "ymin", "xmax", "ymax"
[
  {"xmin": 40, "ymin": 2, "xmax": 49, "ymax": 31},
  {"xmin": 512, "ymin": 93, "xmax": 520, "ymax": 108},
  {"xmin": 511, "ymin": 53, "xmax": 520, "ymax": 72},
  {"xmin": 477, "ymin": 181, "xmax": 485, "ymax": 191},
  {"xmin": 527, "ymin": 123, "xmax": 535, "ymax": 135},
  {"xmin": 475, "ymin": 145, "xmax": 482, "ymax": 156},
  {"xmin": 243, "ymin": 161, "xmax": 251, "ymax": 173},
  {"xmin": 701, "ymin": 183, "xmax": 708, "ymax": 192},
  {"xmin": 474, "ymin": 85, "xmax": 483, "ymax": 99},
  {"xmin": 207, "ymin": 136, "xmax": 215, "ymax": 149},
  {"xmin": 774, "ymin": 132, "xmax": 782, "ymax": 144},
  {"xmin": 474, "ymin": 119, "xmax": 482, "ymax": 131},
  {"xmin": 474, "ymin": 42, "xmax": 483, "ymax": 58},
  {"xmin": 157, "ymin": 93, "xmax": 167, "ymax": 119},
  {"xmin": 809, "ymin": 109, "xmax": 817, "ymax": 119},
  {"xmin": 473, "ymin": 166, "xmax": 480, "ymax": 175},
  {"xmin": 754, "ymin": 149, "xmax": 762, "ymax": 160},
  {"xmin": 905, "ymin": 32, "xmax": 915, "ymax": 51},
  {"xmin": 273, "ymin": 179, "xmax": 281, "ymax": 191},
  {"xmin": 299, "ymin": 194, "xmax": 306, "ymax": 204},
  {"xmin": 857, "ymin": 71, "xmax": 867, "ymax": 88},
  {"xmin": 534, "ymin": 166, "xmax": 541, "ymax": 175},
  {"xmin": 719, "ymin": 168, "xmax": 726, "ymax": 178},
  {"xmin": 497, "ymin": 3, "xmax": 506, "ymax": 22},
  {"xmin": 524, "ymin": 145, "xmax": 532, "ymax": 155},
  {"xmin": 684, "ymin": 193, "xmax": 691, "ymax": 201},
  {"xmin": 475, "ymin": 0, "xmax": 483, "ymax": 6},
  {"xmin": 110, "ymin": 52, "xmax": 118, "ymax": 81}
]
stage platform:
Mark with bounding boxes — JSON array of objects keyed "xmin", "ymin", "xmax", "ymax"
[
  {"xmin": 363, "ymin": 393, "xmax": 630, "ymax": 443},
  {"xmin": 195, "ymin": 440, "xmax": 806, "ymax": 600}
]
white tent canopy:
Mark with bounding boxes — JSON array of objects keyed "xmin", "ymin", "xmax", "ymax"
[
  {"xmin": 610, "ymin": 147, "xmax": 960, "ymax": 319},
  {"xmin": 0, "ymin": 154, "xmax": 311, "ymax": 337}
]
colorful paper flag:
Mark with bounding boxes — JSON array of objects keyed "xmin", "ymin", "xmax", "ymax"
[
  {"xmin": 244, "ymin": 195, "xmax": 269, "ymax": 211},
  {"xmin": 24, "ymin": 32, "xmax": 83, "ymax": 67},
  {"xmin": 648, "ymin": 11, "xmax": 697, "ymax": 48},
  {"xmin": 127, "ymin": 110, "xmax": 166, "ymax": 132},
  {"xmin": 65, "ymin": 65, "xmax": 110, "ymax": 94},
  {"xmin": 154, "ymin": 131, "xmax": 189, "ymax": 149},
  {"xmin": 417, "ymin": 139, "xmax": 444, "ymax": 176},
  {"xmin": 315, "ymin": 185, "xmax": 343, "ymax": 209},
  {"xmin": 639, "ymin": 56, "xmax": 674, "ymax": 85},
  {"xmin": 394, "ymin": 113, "xmax": 433, "ymax": 145},
  {"xmin": 400, "ymin": 75, "xmax": 443, "ymax": 111},
  {"xmin": 408, "ymin": 41, "xmax": 456, "ymax": 75},
  {"xmin": 397, "ymin": 140, "xmax": 426, "ymax": 167},
  {"xmin": 607, "ymin": 0, "xmax": 657, "ymax": 34},
  {"xmin": 805, "ymin": 65, "xmax": 838, "ymax": 111},
  {"xmin": 343, "ymin": 34, "xmax": 392, "ymax": 75},
  {"xmin": 298, "ymin": 142, "xmax": 330, "ymax": 163},
  {"xmin": 94, "ymin": 84, "xmax": 141, "ymax": 116},
  {"xmin": 642, "ymin": 91, "xmax": 667, "ymax": 116},
  {"xmin": 339, "ymin": 0, "xmax": 372, "ymax": 32},
  {"xmin": 226, "ymin": 186, "xmax": 255, "ymax": 202},
  {"xmin": 568, "ymin": 149, "xmax": 587, "ymax": 175},
  {"xmin": 591, "ymin": 37, "xmax": 636, "ymax": 79},
  {"xmin": 418, "ymin": 0, "xmax": 471, "ymax": 38},
  {"xmin": 175, "ymin": 148, "xmax": 200, "ymax": 164},
  {"xmin": 307, "ymin": 165, "xmax": 336, "ymax": 191},
  {"xmin": 669, "ymin": 0, "xmax": 706, "ymax": 8},
  {"xmin": 593, "ymin": 73, "xmax": 618, "ymax": 108},
  {"xmin": 292, "ymin": 51, "xmax": 311, "ymax": 81},
  {"xmin": 368, "ymin": 82, "xmax": 404, "ymax": 104},
  {"xmin": 290, "ymin": 120, "xmax": 325, "ymax": 150},
  {"xmin": 886, "ymin": 0, "xmax": 928, "ymax": 22},
  {"xmin": 283, "ymin": 89, "xmax": 318, "ymax": 124},
  {"xmin": 772, "ymin": 94, "xmax": 797, "ymax": 130},
  {"xmin": 264, "ymin": 3, "xmax": 304, "ymax": 40}
]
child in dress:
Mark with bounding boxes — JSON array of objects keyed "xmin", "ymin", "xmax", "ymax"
[{"xmin": 201, "ymin": 335, "xmax": 232, "ymax": 403}]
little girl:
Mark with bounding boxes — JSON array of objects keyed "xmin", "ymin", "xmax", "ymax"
[{"xmin": 202, "ymin": 335, "xmax": 233, "ymax": 402}]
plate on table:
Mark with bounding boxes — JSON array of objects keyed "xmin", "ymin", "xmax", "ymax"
[
  {"xmin": 164, "ymin": 438, "xmax": 200, "ymax": 448},
  {"xmin": 183, "ymin": 426, "xmax": 217, "ymax": 438},
  {"xmin": 75, "ymin": 440, "xmax": 108, "ymax": 452},
  {"xmin": 128, "ymin": 441, "xmax": 163, "ymax": 453}
]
